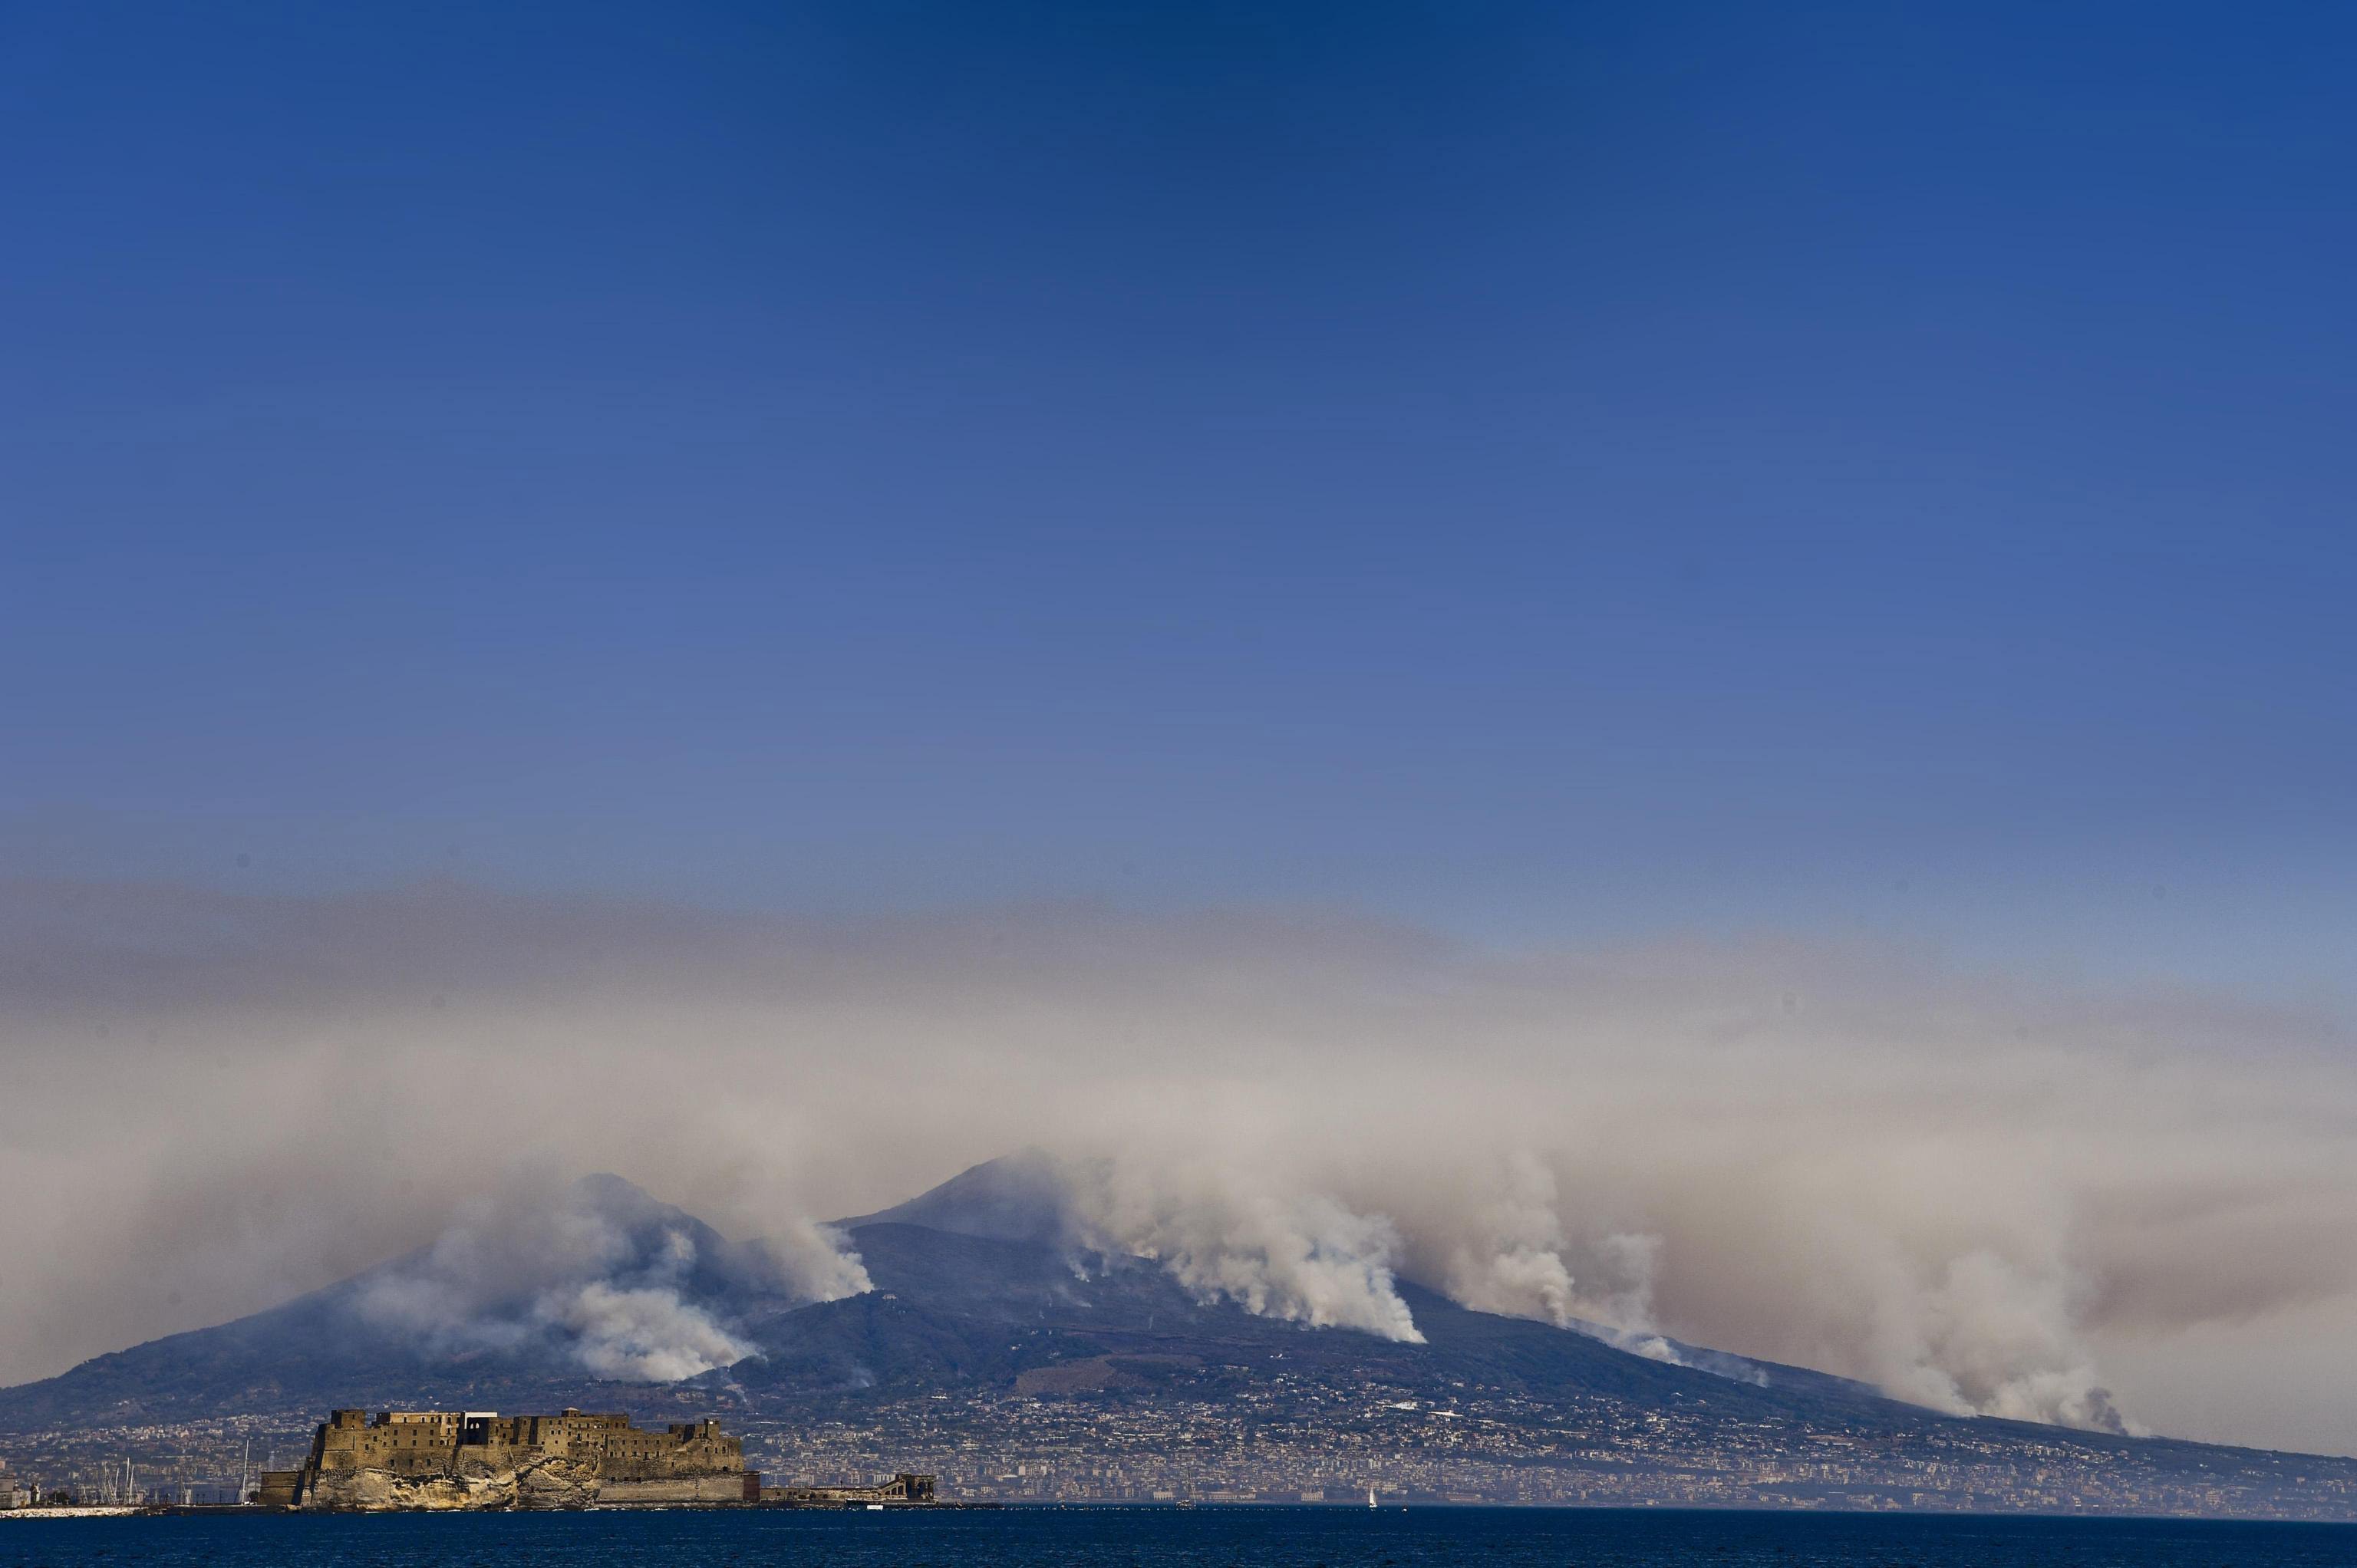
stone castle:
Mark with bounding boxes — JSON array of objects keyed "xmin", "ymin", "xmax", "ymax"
[{"xmin": 268, "ymin": 1408, "xmax": 756, "ymax": 1510}]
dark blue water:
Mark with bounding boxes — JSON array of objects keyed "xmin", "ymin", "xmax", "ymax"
[{"xmin": 4, "ymin": 1508, "xmax": 2355, "ymax": 1567}]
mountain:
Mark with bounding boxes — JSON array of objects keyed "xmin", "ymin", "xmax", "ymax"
[
  {"xmin": 5, "ymin": 1159, "xmax": 2355, "ymax": 1517},
  {"xmin": 0, "ymin": 1155, "xmax": 1858, "ymax": 1431},
  {"xmin": 836, "ymin": 1145, "xmax": 1083, "ymax": 1244}
]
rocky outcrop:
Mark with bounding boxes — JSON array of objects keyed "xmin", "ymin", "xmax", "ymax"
[
  {"xmin": 300, "ymin": 1456, "xmax": 602, "ymax": 1511},
  {"xmin": 510, "ymin": 1457, "xmax": 603, "ymax": 1509}
]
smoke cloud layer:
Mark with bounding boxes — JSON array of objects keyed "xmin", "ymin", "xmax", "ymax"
[{"xmin": 2, "ymin": 878, "xmax": 2353, "ymax": 1452}]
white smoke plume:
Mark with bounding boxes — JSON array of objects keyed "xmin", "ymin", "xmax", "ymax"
[
  {"xmin": 5, "ymin": 879, "xmax": 2356, "ymax": 1450},
  {"xmin": 545, "ymin": 1276, "xmax": 751, "ymax": 1384},
  {"xmin": 757, "ymin": 1218, "xmax": 879, "ymax": 1307},
  {"xmin": 1059, "ymin": 1151, "xmax": 1424, "ymax": 1342},
  {"xmin": 345, "ymin": 1171, "xmax": 862, "ymax": 1382}
]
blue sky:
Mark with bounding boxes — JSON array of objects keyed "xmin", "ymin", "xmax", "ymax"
[{"xmin": 5, "ymin": 1, "xmax": 2352, "ymax": 996}]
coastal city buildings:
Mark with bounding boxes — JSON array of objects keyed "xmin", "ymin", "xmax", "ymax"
[{"xmin": 6, "ymin": 1375, "xmax": 2352, "ymax": 1518}]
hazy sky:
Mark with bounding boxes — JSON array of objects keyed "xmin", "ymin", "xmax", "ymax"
[
  {"xmin": 5, "ymin": 1, "xmax": 2353, "ymax": 992},
  {"xmin": 4, "ymin": 0, "xmax": 2356, "ymax": 1454}
]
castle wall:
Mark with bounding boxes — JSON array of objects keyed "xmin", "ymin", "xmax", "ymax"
[{"xmin": 598, "ymin": 1474, "xmax": 760, "ymax": 1507}]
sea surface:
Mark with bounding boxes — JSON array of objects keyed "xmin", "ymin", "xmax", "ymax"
[{"xmin": 3, "ymin": 1507, "xmax": 2355, "ymax": 1567}]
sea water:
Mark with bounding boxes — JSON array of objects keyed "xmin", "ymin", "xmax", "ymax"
[{"xmin": 3, "ymin": 1507, "xmax": 2354, "ymax": 1566}]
